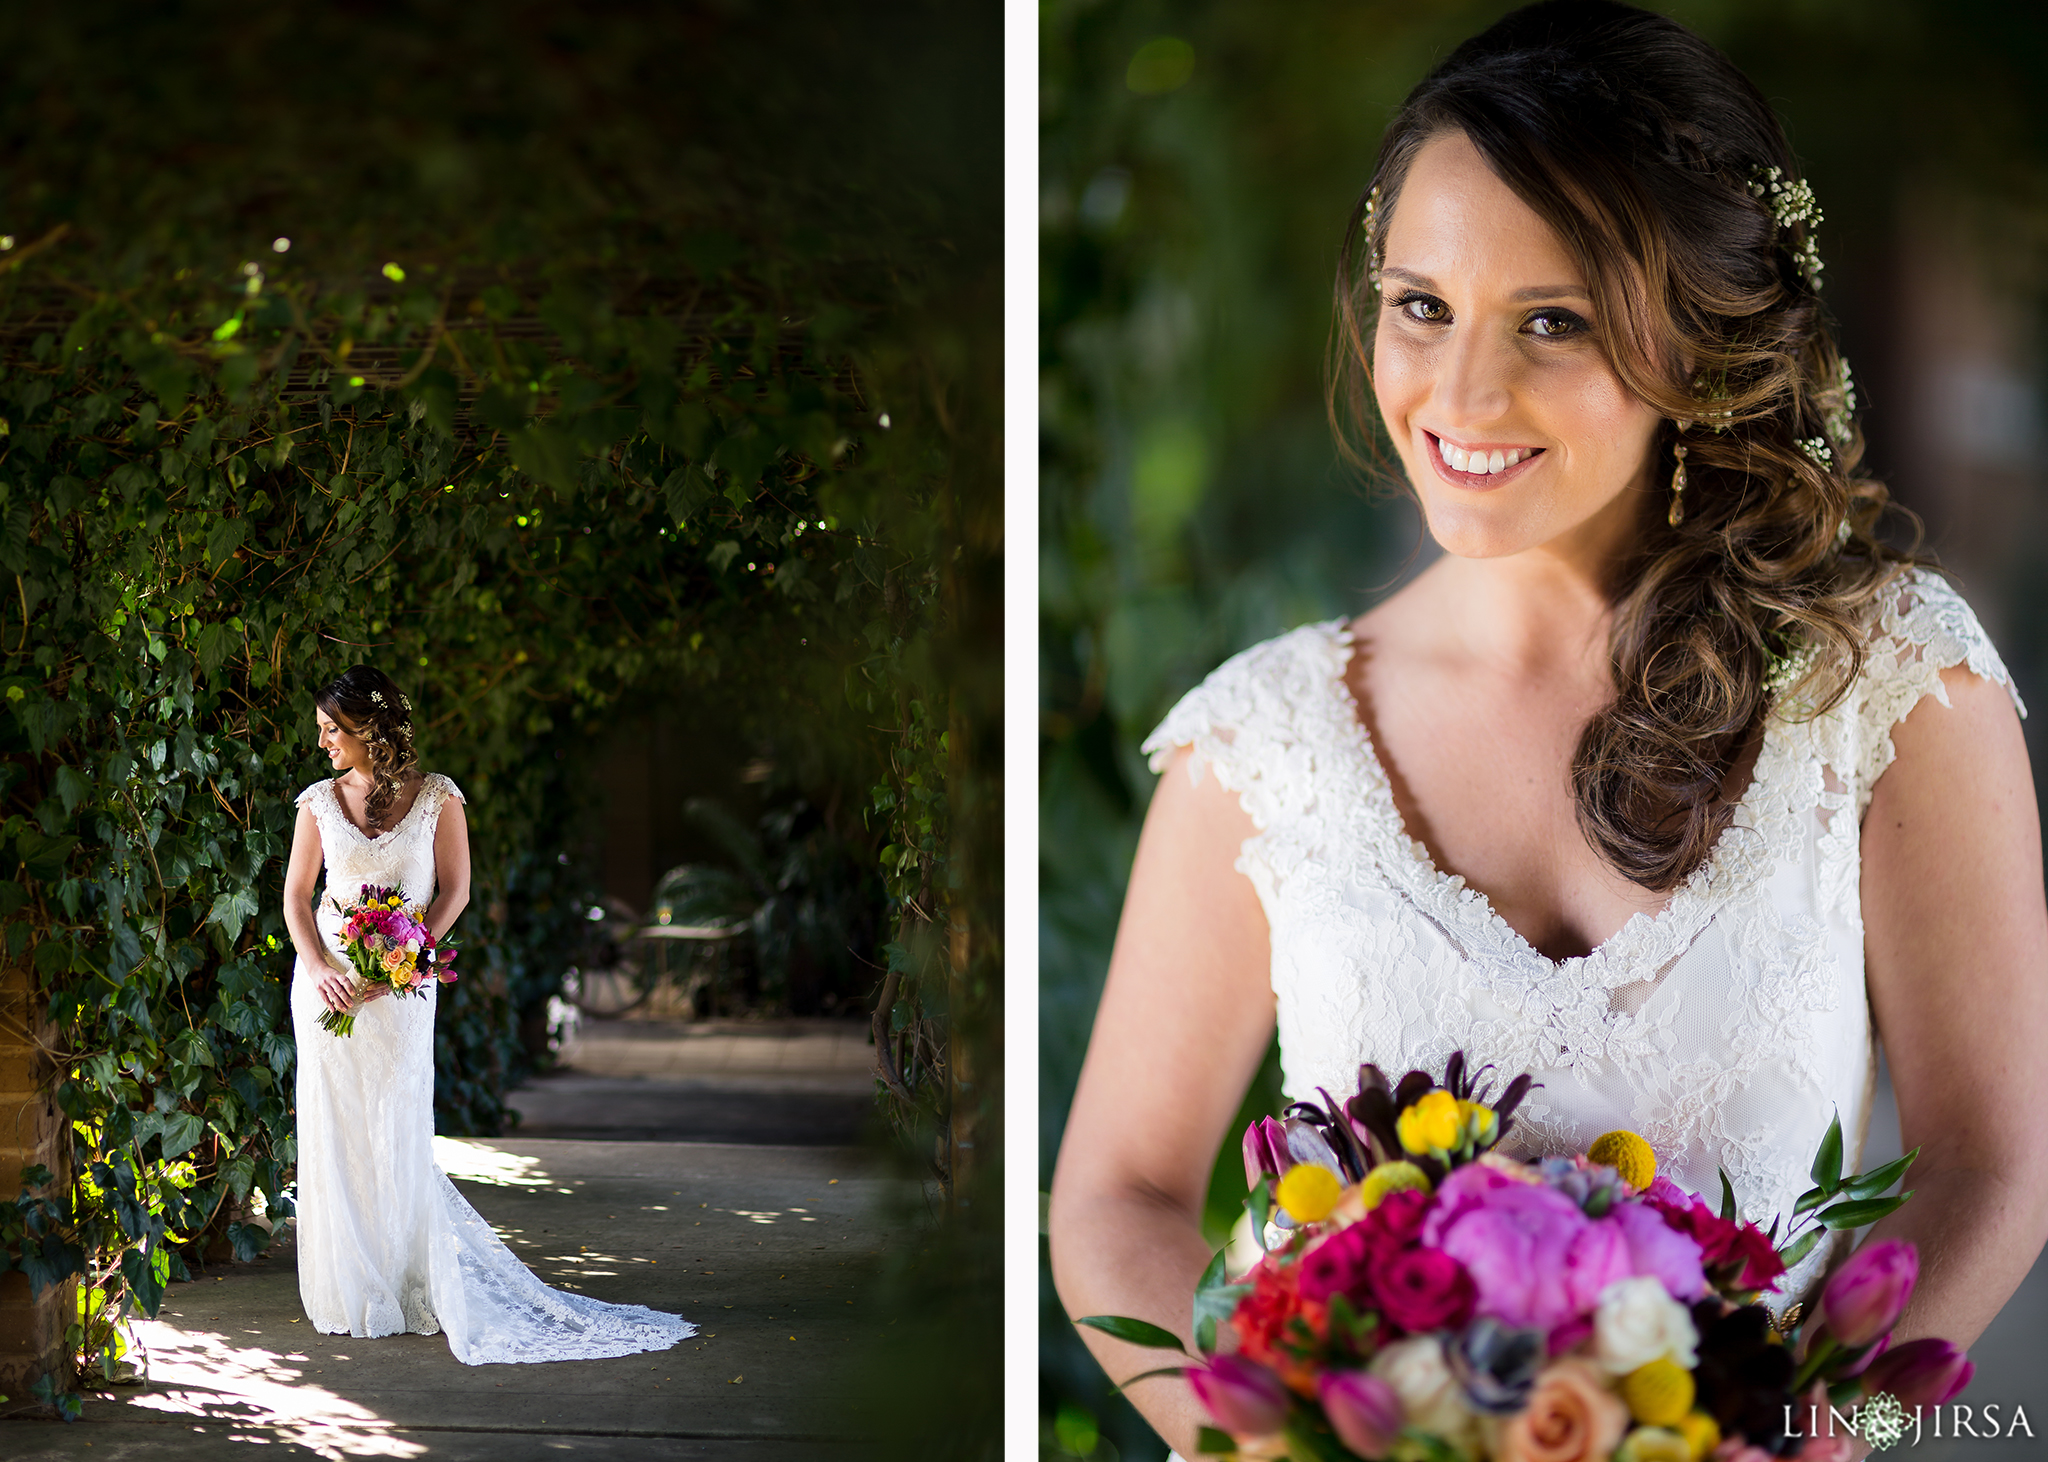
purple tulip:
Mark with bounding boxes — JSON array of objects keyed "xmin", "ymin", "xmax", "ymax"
[
  {"xmin": 1187, "ymin": 1356, "xmax": 1291, "ymax": 1438},
  {"xmin": 1243, "ymin": 1117, "xmax": 1290, "ymax": 1189},
  {"xmin": 1818, "ymin": 1239, "xmax": 1918, "ymax": 1348},
  {"xmin": 1862, "ymin": 1337, "xmax": 1975, "ymax": 1409},
  {"xmin": 1318, "ymin": 1370, "xmax": 1404, "ymax": 1459}
]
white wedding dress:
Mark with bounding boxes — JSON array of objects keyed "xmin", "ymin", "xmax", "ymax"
[
  {"xmin": 1144, "ymin": 569, "xmax": 2023, "ymax": 1314},
  {"xmin": 288, "ymin": 771, "xmax": 694, "ymax": 1363}
]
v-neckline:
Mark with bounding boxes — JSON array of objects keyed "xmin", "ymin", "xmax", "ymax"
[
  {"xmin": 1321, "ymin": 620, "xmax": 1783, "ymax": 977},
  {"xmin": 330, "ymin": 776, "xmax": 431, "ymax": 843}
]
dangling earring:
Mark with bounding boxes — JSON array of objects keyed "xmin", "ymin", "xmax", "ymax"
[{"xmin": 1667, "ymin": 437, "xmax": 1689, "ymax": 528}]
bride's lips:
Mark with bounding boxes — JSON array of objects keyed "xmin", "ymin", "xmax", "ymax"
[{"xmin": 1423, "ymin": 431, "xmax": 1545, "ymax": 491}]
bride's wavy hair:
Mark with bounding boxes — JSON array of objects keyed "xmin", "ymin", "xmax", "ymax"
[
  {"xmin": 1330, "ymin": 0, "xmax": 1922, "ymax": 893},
  {"xmin": 317, "ymin": 665, "xmax": 419, "ymax": 833}
]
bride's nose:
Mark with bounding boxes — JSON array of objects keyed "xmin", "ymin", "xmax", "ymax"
[{"xmin": 1432, "ymin": 319, "xmax": 1515, "ymax": 428}]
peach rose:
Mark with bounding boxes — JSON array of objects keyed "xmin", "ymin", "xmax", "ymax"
[{"xmin": 1496, "ymin": 1358, "xmax": 1629, "ymax": 1462}]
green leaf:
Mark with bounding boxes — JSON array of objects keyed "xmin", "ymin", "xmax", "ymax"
[
  {"xmin": 1817, "ymin": 1193, "xmax": 1911, "ymax": 1230},
  {"xmin": 120, "ymin": 1244, "xmax": 166, "ymax": 1317},
  {"xmin": 1718, "ymin": 1167, "xmax": 1738, "ymax": 1222},
  {"xmin": 1776, "ymin": 1225, "xmax": 1825, "ymax": 1272},
  {"xmin": 1247, "ymin": 1176, "xmax": 1272, "ymax": 1248},
  {"xmin": 156, "ymin": 1111, "xmax": 205, "ymax": 1161},
  {"xmin": 1810, "ymin": 1110, "xmax": 1844, "ymax": 1193},
  {"xmin": 1194, "ymin": 1426, "xmax": 1238, "ymax": 1458},
  {"xmin": 196, "ymin": 621, "xmax": 237, "ymax": 678},
  {"xmin": 1791, "ymin": 1185, "xmax": 1829, "ymax": 1217},
  {"xmin": 202, "ymin": 516, "xmax": 246, "ymax": 565},
  {"xmin": 1074, "ymin": 1315, "xmax": 1188, "ymax": 1352},
  {"xmin": 510, "ymin": 422, "xmax": 579, "ymax": 492},
  {"xmin": 1192, "ymin": 1248, "xmax": 1249, "ymax": 1356},
  {"xmin": 1112, "ymin": 1364, "xmax": 1190, "ymax": 1393},
  {"xmin": 206, "ymin": 886, "xmax": 261, "ymax": 943},
  {"xmin": 1839, "ymin": 1148, "xmax": 1919, "ymax": 1202}
]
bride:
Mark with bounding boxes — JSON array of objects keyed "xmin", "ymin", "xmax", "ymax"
[
  {"xmin": 280, "ymin": 663, "xmax": 693, "ymax": 1363},
  {"xmin": 1047, "ymin": 2, "xmax": 2048, "ymax": 1455}
]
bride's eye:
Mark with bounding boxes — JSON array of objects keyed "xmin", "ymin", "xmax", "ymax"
[
  {"xmin": 1392, "ymin": 291, "xmax": 1450, "ymax": 325},
  {"xmin": 1526, "ymin": 309, "xmax": 1587, "ymax": 339}
]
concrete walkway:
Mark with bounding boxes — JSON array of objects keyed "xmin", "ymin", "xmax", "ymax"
[
  {"xmin": 3, "ymin": 1019, "xmax": 921, "ymax": 1460},
  {"xmin": 508, "ymin": 1018, "xmax": 879, "ymax": 1147}
]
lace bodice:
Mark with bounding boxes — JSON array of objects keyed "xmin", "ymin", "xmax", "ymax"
[
  {"xmin": 1142, "ymin": 569, "xmax": 2024, "ymax": 1312},
  {"xmin": 297, "ymin": 773, "xmax": 464, "ymax": 946}
]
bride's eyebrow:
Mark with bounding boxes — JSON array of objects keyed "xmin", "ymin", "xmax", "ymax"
[{"xmin": 1378, "ymin": 266, "xmax": 1591, "ymax": 305}]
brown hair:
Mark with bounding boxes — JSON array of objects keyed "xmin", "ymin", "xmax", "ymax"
[
  {"xmin": 316, "ymin": 664, "xmax": 420, "ymax": 832},
  {"xmin": 1330, "ymin": 0, "xmax": 1921, "ymax": 892}
]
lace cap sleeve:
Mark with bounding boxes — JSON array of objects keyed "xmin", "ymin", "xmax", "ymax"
[
  {"xmin": 424, "ymin": 772, "xmax": 467, "ymax": 810},
  {"xmin": 294, "ymin": 779, "xmax": 333, "ymax": 811},
  {"xmin": 1851, "ymin": 568, "xmax": 2025, "ymax": 809},
  {"xmin": 1139, "ymin": 621, "xmax": 1354, "ymax": 831}
]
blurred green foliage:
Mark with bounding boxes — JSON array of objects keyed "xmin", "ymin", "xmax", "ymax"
[
  {"xmin": 0, "ymin": 0, "xmax": 998, "ymax": 1430},
  {"xmin": 1039, "ymin": 2, "xmax": 2048, "ymax": 1457}
]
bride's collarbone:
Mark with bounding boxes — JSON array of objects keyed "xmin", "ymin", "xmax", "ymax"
[{"xmin": 333, "ymin": 774, "xmax": 429, "ymax": 837}]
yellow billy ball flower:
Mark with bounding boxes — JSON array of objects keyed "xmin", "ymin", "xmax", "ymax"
[
  {"xmin": 1615, "ymin": 1426, "xmax": 1692, "ymax": 1462},
  {"xmin": 1397, "ymin": 1089, "xmax": 1463, "ymax": 1155},
  {"xmin": 1588, "ymin": 1129, "xmax": 1658, "ymax": 1190},
  {"xmin": 1359, "ymin": 1160, "xmax": 1432, "ymax": 1210},
  {"xmin": 1275, "ymin": 1163, "xmax": 1342, "ymax": 1224},
  {"xmin": 1676, "ymin": 1411, "xmax": 1721, "ymax": 1461},
  {"xmin": 1620, "ymin": 1358, "xmax": 1694, "ymax": 1428}
]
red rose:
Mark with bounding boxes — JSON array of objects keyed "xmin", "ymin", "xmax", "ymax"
[
  {"xmin": 1370, "ymin": 1244, "xmax": 1477, "ymax": 1333},
  {"xmin": 1300, "ymin": 1225, "xmax": 1373, "ymax": 1305},
  {"xmin": 1644, "ymin": 1188, "xmax": 1785, "ymax": 1292},
  {"xmin": 1365, "ymin": 1188, "xmax": 1430, "ymax": 1251}
]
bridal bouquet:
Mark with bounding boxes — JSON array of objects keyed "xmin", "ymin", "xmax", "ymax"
[
  {"xmin": 1082, "ymin": 1054, "xmax": 1970, "ymax": 1462},
  {"xmin": 319, "ymin": 883, "xmax": 459, "ymax": 1037}
]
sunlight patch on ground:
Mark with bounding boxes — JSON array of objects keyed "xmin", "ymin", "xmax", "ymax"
[
  {"xmin": 431, "ymin": 1136, "xmax": 555, "ymax": 1187},
  {"xmin": 124, "ymin": 1324, "xmax": 427, "ymax": 1459}
]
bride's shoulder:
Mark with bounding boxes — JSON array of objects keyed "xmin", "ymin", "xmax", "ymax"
[
  {"xmin": 1849, "ymin": 566, "xmax": 2025, "ymax": 720},
  {"xmin": 294, "ymin": 777, "xmax": 336, "ymax": 810},
  {"xmin": 1141, "ymin": 617, "xmax": 1353, "ymax": 776},
  {"xmin": 418, "ymin": 771, "xmax": 468, "ymax": 807}
]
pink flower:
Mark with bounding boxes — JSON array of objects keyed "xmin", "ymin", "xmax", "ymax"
[
  {"xmin": 1819, "ymin": 1240, "xmax": 1917, "ymax": 1348},
  {"xmin": 1299, "ymin": 1225, "xmax": 1372, "ymax": 1306},
  {"xmin": 1371, "ymin": 1245, "xmax": 1476, "ymax": 1334},
  {"xmin": 1188, "ymin": 1356, "xmax": 1290, "ymax": 1438},
  {"xmin": 1425, "ymin": 1170, "xmax": 1618, "ymax": 1332},
  {"xmin": 1861, "ymin": 1336, "xmax": 1973, "ymax": 1409},
  {"xmin": 1607, "ymin": 1199, "xmax": 1708, "ymax": 1301},
  {"xmin": 1317, "ymin": 1371, "xmax": 1403, "ymax": 1459}
]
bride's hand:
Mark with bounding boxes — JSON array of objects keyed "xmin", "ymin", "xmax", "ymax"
[{"xmin": 317, "ymin": 965, "xmax": 358, "ymax": 1013}]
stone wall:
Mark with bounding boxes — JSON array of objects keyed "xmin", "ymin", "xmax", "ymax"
[{"xmin": 0, "ymin": 960, "xmax": 71, "ymax": 1400}]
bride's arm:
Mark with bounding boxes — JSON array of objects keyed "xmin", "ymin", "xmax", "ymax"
[
  {"xmin": 425, "ymin": 793, "xmax": 471, "ymax": 943},
  {"xmin": 1860, "ymin": 665, "xmax": 2048, "ymax": 1357},
  {"xmin": 1048, "ymin": 745, "xmax": 1276, "ymax": 1458},
  {"xmin": 283, "ymin": 804, "xmax": 354, "ymax": 1013}
]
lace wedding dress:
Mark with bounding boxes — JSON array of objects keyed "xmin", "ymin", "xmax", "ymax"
[
  {"xmin": 1143, "ymin": 569, "xmax": 2023, "ymax": 1314},
  {"xmin": 288, "ymin": 771, "xmax": 694, "ymax": 1363}
]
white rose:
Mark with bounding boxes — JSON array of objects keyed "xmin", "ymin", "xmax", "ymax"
[
  {"xmin": 1594, "ymin": 1274, "xmax": 1699, "ymax": 1375},
  {"xmin": 405, "ymin": 939, "xmax": 421, "ymax": 954},
  {"xmin": 1368, "ymin": 1334, "xmax": 1479, "ymax": 1457}
]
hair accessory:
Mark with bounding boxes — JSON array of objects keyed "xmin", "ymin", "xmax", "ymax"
[
  {"xmin": 1363, "ymin": 184, "xmax": 1384, "ymax": 293},
  {"xmin": 1797, "ymin": 436, "xmax": 1834, "ymax": 469},
  {"xmin": 370, "ymin": 690, "xmax": 387, "ymax": 706},
  {"xmin": 1747, "ymin": 165, "xmax": 1824, "ymax": 288},
  {"xmin": 1667, "ymin": 436, "xmax": 1688, "ymax": 528},
  {"xmin": 1823, "ymin": 356, "xmax": 1857, "ymax": 448}
]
